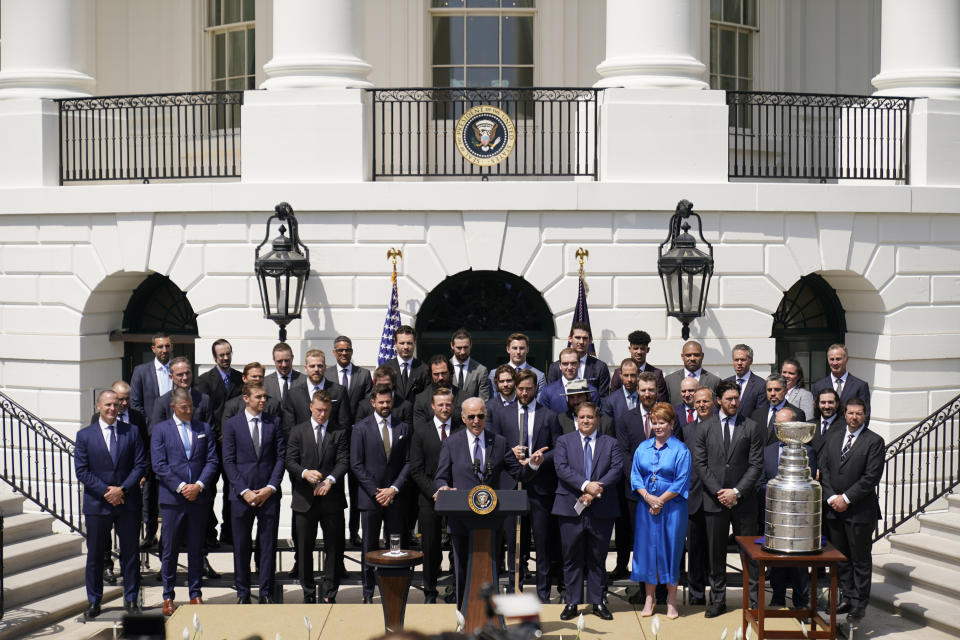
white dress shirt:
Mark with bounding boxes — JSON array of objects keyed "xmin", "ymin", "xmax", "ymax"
[
  {"xmin": 241, "ymin": 410, "xmax": 278, "ymax": 495},
  {"xmin": 98, "ymin": 418, "xmax": 118, "ymax": 453}
]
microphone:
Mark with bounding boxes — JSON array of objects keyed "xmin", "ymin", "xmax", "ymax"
[
  {"xmin": 473, "ymin": 459, "xmax": 481, "ymax": 480},
  {"xmin": 484, "ymin": 461, "xmax": 493, "ymax": 483}
]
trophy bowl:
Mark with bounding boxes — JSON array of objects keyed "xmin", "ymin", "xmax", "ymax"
[{"xmin": 775, "ymin": 421, "xmax": 816, "ymax": 445}]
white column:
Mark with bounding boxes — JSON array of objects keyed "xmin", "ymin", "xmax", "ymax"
[
  {"xmin": 872, "ymin": 0, "xmax": 960, "ymax": 99},
  {"xmin": 0, "ymin": 0, "xmax": 95, "ymax": 99},
  {"xmin": 595, "ymin": 0, "xmax": 707, "ymax": 90},
  {"xmin": 261, "ymin": 0, "xmax": 371, "ymax": 90}
]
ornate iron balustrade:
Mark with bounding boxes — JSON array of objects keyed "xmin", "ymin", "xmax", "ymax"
[
  {"xmin": 56, "ymin": 91, "xmax": 243, "ymax": 184},
  {"xmin": 727, "ymin": 91, "xmax": 913, "ymax": 182},
  {"xmin": 0, "ymin": 391, "xmax": 83, "ymax": 535},
  {"xmin": 369, "ymin": 87, "xmax": 599, "ymax": 180},
  {"xmin": 875, "ymin": 392, "xmax": 960, "ymax": 540}
]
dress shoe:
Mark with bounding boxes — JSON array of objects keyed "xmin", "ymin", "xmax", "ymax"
[
  {"xmin": 260, "ymin": 594, "xmax": 275, "ymax": 604},
  {"xmin": 162, "ymin": 599, "xmax": 176, "ymax": 616},
  {"xmin": 323, "ymin": 596, "xmax": 336, "ymax": 604},
  {"xmin": 123, "ymin": 600, "xmax": 142, "ymax": 614},
  {"xmin": 705, "ymin": 601, "xmax": 727, "ymax": 618},
  {"xmin": 362, "ymin": 595, "xmax": 374, "ymax": 604},
  {"xmin": 104, "ymin": 567, "xmax": 118, "ymax": 585},
  {"xmin": 424, "ymin": 593, "xmax": 438, "ymax": 604},
  {"xmin": 303, "ymin": 594, "xmax": 317, "ymax": 604},
  {"xmin": 689, "ymin": 596, "xmax": 707, "ymax": 606},
  {"xmin": 237, "ymin": 596, "xmax": 251, "ymax": 604},
  {"xmin": 607, "ymin": 567, "xmax": 630, "ymax": 581},
  {"xmin": 190, "ymin": 597, "xmax": 203, "ymax": 605},
  {"xmin": 846, "ymin": 608, "xmax": 865, "ymax": 624},
  {"xmin": 83, "ymin": 602, "xmax": 101, "ymax": 620},
  {"xmin": 560, "ymin": 604, "xmax": 579, "ymax": 621},
  {"xmin": 593, "ymin": 603, "xmax": 613, "ymax": 620},
  {"xmin": 350, "ymin": 534, "xmax": 362, "ymax": 547},
  {"xmin": 202, "ymin": 558, "xmax": 220, "ymax": 579},
  {"xmin": 836, "ymin": 600, "xmax": 852, "ymax": 615}
]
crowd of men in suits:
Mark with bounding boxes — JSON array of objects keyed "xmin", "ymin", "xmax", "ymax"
[{"xmin": 75, "ymin": 323, "xmax": 882, "ymax": 626}]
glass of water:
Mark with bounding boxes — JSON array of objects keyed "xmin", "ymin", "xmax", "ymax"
[{"xmin": 389, "ymin": 533, "xmax": 401, "ymax": 554}]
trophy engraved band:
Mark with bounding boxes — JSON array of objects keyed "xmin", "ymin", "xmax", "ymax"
[{"xmin": 763, "ymin": 421, "xmax": 823, "ymax": 554}]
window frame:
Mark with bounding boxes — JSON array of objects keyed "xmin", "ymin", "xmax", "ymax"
[
  {"xmin": 709, "ymin": 0, "xmax": 758, "ymax": 94},
  {"xmin": 205, "ymin": 0, "xmax": 256, "ymax": 92}
]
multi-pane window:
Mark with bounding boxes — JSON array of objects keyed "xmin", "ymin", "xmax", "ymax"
[
  {"xmin": 431, "ymin": 0, "xmax": 535, "ymax": 88},
  {"xmin": 208, "ymin": 0, "xmax": 255, "ymax": 91},
  {"xmin": 709, "ymin": 0, "xmax": 757, "ymax": 92}
]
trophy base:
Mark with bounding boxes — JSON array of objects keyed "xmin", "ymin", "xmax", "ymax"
[{"xmin": 760, "ymin": 544, "xmax": 823, "ymax": 555}]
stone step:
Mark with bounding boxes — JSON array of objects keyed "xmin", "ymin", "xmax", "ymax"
[
  {"xmin": 886, "ymin": 531, "xmax": 960, "ymax": 572},
  {"xmin": 0, "ymin": 584, "xmax": 123, "ymax": 640},
  {"xmin": 948, "ymin": 492, "xmax": 960, "ymax": 513},
  {"xmin": 0, "ymin": 491, "xmax": 25, "ymax": 516},
  {"xmin": 872, "ymin": 552, "xmax": 960, "ymax": 602},
  {"xmin": 917, "ymin": 510, "xmax": 960, "ymax": 540},
  {"xmin": 2, "ymin": 555, "xmax": 86, "ymax": 609},
  {"xmin": 1, "ymin": 511, "xmax": 54, "ymax": 544},
  {"xmin": 870, "ymin": 580, "xmax": 960, "ymax": 637},
  {"xmin": 2, "ymin": 531, "xmax": 84, "ymax": 574}
]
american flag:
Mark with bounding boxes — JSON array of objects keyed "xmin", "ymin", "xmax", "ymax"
[
  {"xmin": 568, "ymin": 269, "xmax": 596, "ymax": 355},
  {"xmin": 377, "ymin": 269, "xmax": 401, "ymax": 365}
]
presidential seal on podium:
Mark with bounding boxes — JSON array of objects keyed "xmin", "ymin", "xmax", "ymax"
[{"xmin": 467, "ymin": 485, "xmax": 498, "ymax": 515}]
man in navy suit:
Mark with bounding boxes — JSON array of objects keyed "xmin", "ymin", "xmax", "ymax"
[
  {"xmin": 601, "ymin": 358, "xmax": 642, "ymax": 425},
  {"xmin": 751, "ymin": 374, "xmax": 807, "ymax": 445},
  {"xmin": 553, "ymin": 401, "xmax": 622, "ymax": 621},
  {"xmin": 609, "ymin": 330, "xmax": 668, "ymax": 402},
  {"xmin": 490, "ymin": 369, "xmax": 561, "ymax": 599},
  {"xmin": 546, "ymin": 322, "xmax": 611, "ymax": 397},
  {"xmin": 221, "ymin": 382, "xmax": 285, "ymax": 604},
  {"xmin": 75, "ymin": 389, "xmax": 147, "ymax": 619},
  {"xmin": 488, "ymin": 332, "xmax": 546, "ymax": 392},
  {"xmin": 351, "ymin": 384, "xmax": 412, "ymax": 603},
  {"xmin": 151, "ymin": 387, "xmax": 219, "ymax": 615},
  {"xmin": 811, "ymin": 344, "xmax": 872, "ymax": 420},
  {"xmin": 674, "ymin": 376, "xmax": 699, "ymax": 427},
  {"xmin": 385, "ymin": 325, "xmax": 430, "ymax": 403},
  {"xmin": 540, "ymin": 348, "xmax": 599, "ymax": 415},
  {"xmin": 486, "ymin": 364, "xmax": 517, "ymax": 416},
  {"xmin": 724, "ymin": 344, "xmax": 767, "ymax": 419},
  {"xmin": 433, "ymin": 397, "xmax": 543, "ymax": 606}
]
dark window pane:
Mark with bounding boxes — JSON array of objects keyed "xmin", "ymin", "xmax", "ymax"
[
  {"xmin": 710, "ymin": 0, "xmax": 722, "ymax": 21},
  {"xmin": 213, "ymin": 79, "xmax": 226, "ymax": 91},
  {"xmin": 502, "ymin": 16, "xmax": 533, "ymax": 65},
  {"xmin": 719, "ymin": 28, "xmax": 735, "ymax": 75},
  {"xmin": 247, "ymin": 76, "xmax": 256, "ymax": 90},
  {"xmin": 433, "ymin": 66, "xmax": 465, "ymax": 87},
  {"xmin": 467, "ymin": 66, "xmax": 499, "ymax": 87},
  {"xmin": 504, "ymin": 0, "xmax": 535, "ymax": 6},
  {"xmin": 432, "ymin": 0, "xmax": 465, "ymax": 6},
  {"xmin": 247, "ymin": 28, "xmax": 256, "ymax": 76},
  {"xmin": 723, "ymin": 0, "xmax": 742, "ymax": 24},
  {"xmin": 501, "ymin": 67, "xmax": 532, "ymax": 88},
  {"xmin": 214, "ymin": 32, "xmax": 226, "ymax": 79},
  {"xmin": 228, "ymin": 30, "xmax": 245, "ymax": 77},
  {"xmin": 466, "ymin": 16, "xmax": 499, "ymax": 64},
  {"xmin": 467, "ymin": 0, "xmax": 500, "ymax": 6},
  {"xmin": 744, "ymin": 0, "xmax": 757, "ymax": 27},
  {"xmin": 208, "ymin": 0, "xmax": 220, "ymax": 27},
  {"xmin": 710, "ymin": 75, "xmax": 720, "ymax": 90},
  {"xmin": 738, "ymin": 31, "xmax": 751, "ymax": 78},
  {"xmin": 224, "ymin": 0, "xmax": 241, "ymax": 24},
  {"xmin": 710, "ymin": 26, "xmax": 718, "ymax": 73},
  {"xmin": 433, "ymin": 16, "xmax": 464, "ymax": 65},
  {"xmin": 242, "ymin": 0, "xmax": 254, "ymax": 21},
  {"xmin": 719, "ymin": 76, "xmax": 736, "ymax": 91}
]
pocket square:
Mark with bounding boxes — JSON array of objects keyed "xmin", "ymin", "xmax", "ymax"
[{"xmin": 197, "ymin": 434, "xmax": 207, "ymax": 439}]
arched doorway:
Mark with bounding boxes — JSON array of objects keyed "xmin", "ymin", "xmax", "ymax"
[
  {"xmin": 772, "ymin": 274, "xmax": 846, "ymax": 383},
  {"xmin": 119, "ymin": 274, "xmax": 198, "ymax": 380},
  {"xmin": 415, "ymin": 270, "xmax": 555, "ymax": 371}
]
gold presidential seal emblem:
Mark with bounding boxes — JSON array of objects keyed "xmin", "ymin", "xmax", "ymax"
[
  {"xmin": 467, "ymin": 485, "xmax": 498, "ymax": 515},
  {"xmin": 455, "ymin": 105, "xmax": 516, "ymax": 167}
]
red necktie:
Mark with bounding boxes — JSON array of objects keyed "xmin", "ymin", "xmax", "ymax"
[
  {"xmin": 687, "ymin": 407, "xmax": 694, "ymax": 423},
  {"xmin": 644, "ymin": 412, "xmax": 651, "ymax": 438}
]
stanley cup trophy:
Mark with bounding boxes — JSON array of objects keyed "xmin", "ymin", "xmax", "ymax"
[{"xmin": 762, "ymin": 421, "xmax": 823, "ymax": 554}]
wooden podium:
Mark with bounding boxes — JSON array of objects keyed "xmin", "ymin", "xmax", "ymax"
[{"xmin": 436, "ymin": 487, "xmax": 529, "ymax": 633}]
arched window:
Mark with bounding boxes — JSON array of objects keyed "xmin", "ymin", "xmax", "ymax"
[
  {"xmin": 772, "ymin": 273, "xmax": 846, "ymax": 384},
  {"xmin": 121, "ymin": 274, "xmax": 198, "ymax": 380}
]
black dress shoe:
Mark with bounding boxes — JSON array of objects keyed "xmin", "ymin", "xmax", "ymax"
[
  {"xmin": 836, "ymin": 600, "xmax": 852, "ymax": 614},
  {"xmin": 303, "ymin": 594, "xmax": 317, "ymax": 604},
  {"xmin": 202, "ymin": 558, "xmax": 220, "ymax": 579},
  {"xmin": 362, "ymin": 595, "xmax": 374, "ymax": 604},
  {"xmin": 260, "ymin": 594, "xmax": 275, "ymax": 604},
  {"xmin": 705, "ymin": 601, "xmax": 727, "ymax": 618},
  {"xmin": 424, "ymin": 593, "xmax": 438, "ymax": 604},
  {"xmin": 123, "ymin": 600, "xmax": 142, "ymax": 614},
  {"xmin": 593, "ymin": 603, "xmax": 613, "ymax": 620},
  {"xmin": 237, "ymin": 596, "xmax": 251, "ymax": 604},
  {"xmin": 607, "ymin": 567, "xmax": 630, "ymax": 581},
  {"xmin": 846, "ymin": 609, "xmax": 864, "ymax": 624},
  {"xmin": 104, "ymin": 567, "xmax": 118, "ymax": 585},
  {"xmin": 350, "ymin": 534, "xmax": 362, "ymax": 547},
  {"xmin": 560, "ymin": 604, "xmax": 579, "ymax": 621},
  {"xmin": 84, "ymin": 602, "xmax": 101, "ymax": 620}
]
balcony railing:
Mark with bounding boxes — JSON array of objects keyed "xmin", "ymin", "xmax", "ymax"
[
  {"xmin": 727, "ymin": 91, "xmax": 913, "ymax": 182},
  {"xmin": 368, "ymin": 87, "xmax": 599, "ymax": 180},
  {"xmin": 56, "ymin": 91, "xmax": 243, "ymax": 184}
]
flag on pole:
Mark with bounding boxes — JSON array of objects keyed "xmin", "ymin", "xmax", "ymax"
[
  {"xmin": 568, "ymin": 268, "xmax": 596, "ymax": 355},
  {"xmin": 377, "ymin": 267, "xmax": 401, "ymax": 365}
]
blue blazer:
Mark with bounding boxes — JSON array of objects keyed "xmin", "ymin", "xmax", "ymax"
[
  {"xmin": 75, "ymin": 421, "xmax": 146, "ymax": 516},
  {"xmin": 350, "ymin": 414, "xmax": 411, "ymax": 511},
  {"xmin": 488, "ymin": 401, "xmax": 560, "ymax": 495},
  {"xmin": 150, "ymin": 418, "xmax": 219, "ymax": 506},
  {"xmin": 551, "ymin": 430, "xmax": 622, "ymax": 519},
  {"xmin": 433, "ymin": 428, "xmax": 529, "ymax": 491},
  {"xmin": 221, "ymin": 412, "xmax": 286, "ymax": 512},
  {"xmin": 538, "ymin": 378, "xmax": 599, "ymax": 415},
  {"xmin": 547, "ymin": 356, "xmax": 611, "ymax": 397},
  {"xmin": 726, "ymin": 373, "xmax": 768, "ymax": 420},
  {"xmin": 150, "ymin": 388, "xmax": 213, "ymax": 429},
  {"xmin": 130, "ymin": 361, "xmax": 163, "ymax": 424},
  {"xmin": 600, "ymin": 388, "xmax": 635, "ymax": 425}
]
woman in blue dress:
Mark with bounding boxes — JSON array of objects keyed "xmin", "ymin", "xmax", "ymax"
[{"xmin": 631, "ymin": 402, "xmax": 691, "ymax": 618}]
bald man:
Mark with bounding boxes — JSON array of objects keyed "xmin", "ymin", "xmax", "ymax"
[{"xmin": 664, "ymin": 341, "xmax": 722, "ymax": 406}]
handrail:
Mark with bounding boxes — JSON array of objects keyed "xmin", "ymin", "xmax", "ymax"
[
  {"xmin": 875, "ymin": 392, "xmax": 960, "ymax": 540},
  {"xmin": 0, "ymin": 391, "xmax": 84, "ymax": 535}
]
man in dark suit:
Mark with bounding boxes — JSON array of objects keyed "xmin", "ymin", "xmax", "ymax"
[
  {"xmin": 490, "ymin": 369, "xmax": 561, "ymax": 599},
  {"xmin": 284, "ymin": 349, "xmax": 351, "ymax": 434},
  {"xmin": 413, "ymin": 355, "xmax": 461, "ymax": 426},
  {"xmin": 222, "ymin": 362, "xmax": 283, "ymax": 426},
  {"xmin": 750, "ymin": 374, "xmax": 807, "ymax": 445},
  {"xmin": 609, "ymin": 330, "xmax": 668, "ymax": 402},
  {"xmin": 812, "ymin": 387, "xmax": 844, "ymax": 460},
  {"xmin": 450, "ymin": 328, "xmax": 491, "ymax": 401},
  {"xmin": 488, "ymin": 332, "xmax": 546, "ymax": 392},
  {"xmin": 725, "ymin": 344, "xmax": 767, "ymax": 419},
  {"xmin": 385, "ymin": 325, "xmax": 429, "ymax": 403},
  {"xmin": 75, "ymin": 389, "xmax": 147, "ymax": 619},
  {"xmin": 351, "ymin": 384, "xmax": 412, "ymax": 603},
  {"xmin": 221, "ymin": 382, "xmax": 285, "ymax": 604},
  {"xmin": 820, "ymin": 397, "xmax": 884, "ymax": 624},
  {"xmin": 263, "ymin": 342, "xmax": 300, "ymax": 407},
  {"xmin": 540, "ymin": 348, "xmax": 600, "ymax": 415},
  {"xmin": 664, "ymin": 340, "xmax": 723, "ymax": 406},
  {"xmin": 129, "ymin": 331, "xmax": 172, "ymax": 548},
  {"xmin": 286, "ymin": 389, "xmax": 350, "ymax": 603},
  {"xmin": 433, "ymin": 397, "xmax": 542, "ymax": 605},
  {"xmin": 355, "ymin": 365, "xmax": 413, "ymax": 425},
  {"xmin": 693, "ymin": 380, "xmax": 764, "ymax": 617},
  {"xmin": 151, "ymin": 387, "xmax": 219, "ymax": 615},
  {"xmin": 409, "ymin": 387, "xmax": 463, "ymax": 603},
  {"xmin": 486, "ymin": 364, "xmax": 517, "ymax": 416},
  {"xmin": 811, "ymin": 344, "xmax": 872, "ymax": 420},
  {"xmin": 674, "ymin": 376, "xmax": 699, "ymax": 427},
  {"xmin": 546, "ymin": 321, "xmax": 611, "ymax": 397},
  {"xmin": 553, "ymin": 401, "xmax": 622, "ymax": 621}
]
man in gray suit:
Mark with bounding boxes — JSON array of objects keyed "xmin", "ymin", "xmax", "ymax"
[
  {"xmin": 664, "ymin": 340, "xmax": 722, "ymax": 406},
  {"xmin": 263, "ymin": 342, "xmax": 301, "ymax": 412},
  {"xmin": 449, "ymin": 329, "xmax": 490, "ymax": 401}
]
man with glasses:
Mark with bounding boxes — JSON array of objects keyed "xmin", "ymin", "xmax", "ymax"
[{"xmin": 539, "ymin": 347, "xmax": 599, "ymax": 415}]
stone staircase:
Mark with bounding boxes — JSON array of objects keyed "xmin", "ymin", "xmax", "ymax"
[
  {"xmin": 0, "ymin": 486, "xmax": 121, "ymax": 639},
  {"xmin": 872, "ymin": 490, "xmax": 960, "ymax": 637}
]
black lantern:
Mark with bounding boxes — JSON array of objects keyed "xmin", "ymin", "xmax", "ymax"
[
  {"xmin": 255, "ymin": 202, "xmax": 311, "ymax": 341},
  {"xmin": 658, "ymin": 199, "xmax": 714, "ymax": 340}
]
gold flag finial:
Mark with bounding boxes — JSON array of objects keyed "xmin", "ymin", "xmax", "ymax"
[
  {"xmin": 575, "ymin": 247, "xmax": 589, "ymax": 271},
  {"xmin": 386, "ymin": 248, "xmax": 403, "ymax": 270}
]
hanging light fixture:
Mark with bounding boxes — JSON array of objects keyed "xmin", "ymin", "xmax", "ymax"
[
  {"xmin": 254, "ymin": 202, "xmax": 310, "ymax": 341},
  {"xmin": 658, "ymin": 199, "xmax": 714, "ymax": 340}
]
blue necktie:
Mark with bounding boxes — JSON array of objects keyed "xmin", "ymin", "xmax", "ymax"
[
  {"xmin": 179, "ymin": 421, "xmax": 192, "ymax": 482},
  {"xmin": 222, "ymin": 372, "xmax": 230, "ymax": 392},
  {"xmin": 473, "ymin": 436, "xmax": 483, "ymax": 479},
  {"xmin": 108, "ymin": 425, "xmax": 119, "ymax": 466},
  {"xmin": 583, "ymin": 436, "xmax": 593, "ymax": 482},
  {"xmin": 627, "ymin": 392, "xmax": 638, "ymax": 410}
]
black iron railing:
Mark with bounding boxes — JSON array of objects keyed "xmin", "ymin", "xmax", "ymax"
[
  {"xmin": 369, "ymin": 87, "xmax": 599, "ymax": 180},
  {"xmin": 727, "ymin": 91, "xmax": 913, "ymax": 182},
  {"xmin": 875, "ymin": 393, "xmax": 960, "ymax": 540},
  {"xmin": 0, "ymin": 391, "xmax": 83, "ymax": 535},
  {"xmin": 56, "ymin": 91, "xmax": 243, "ymax": 184}
]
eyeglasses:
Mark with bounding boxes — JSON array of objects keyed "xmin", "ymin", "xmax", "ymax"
[
  {"xmin": 465, "ymin": 413, "xmax": 486, "ymax": 421},
  {"xmin": 334, "ymin": 348, "xmax": 353, "ymax": 353}
]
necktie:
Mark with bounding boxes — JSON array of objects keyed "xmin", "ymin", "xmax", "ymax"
[
  {"xmin": 737, "ymin": 377, "xmax": 745, "ymax": 395},
  {"xmin": 381, "ymin": 419, "xmax": 391, "ymax": 458},
  {"xmin": 179, "ymin": 421, "xmax": 192, "ymax": 459},
  {"xmin": 222, "ymin": 372, "xmax": 230, "ymax": 392},
  {"xmin": 521, "ymin": 404, "xmax": 529, "ymax": 449},
  {"xmin": 767, "ymin": 409, "xmax": 776, "ymax": 431},
  {"xmin": 687, "ymin": 407, "xmax": 695, "ymax": 423},
  {"xmin": 341, "ymin": 367, "xmax": 349, "ymax": 388},
  {"xmin": 687, "ymin": 371, "xmax": 696, "ymax": 378},
  {"xmin": 822, "ymin": 419, "xmax": 829, "ymax": 436},
  {"xmin": 723, "ymin": 417, "xmax": 731, "ymax": 450},
  {"xmin": 835, "ymin": 378, "xmax": 844, "ymax": 397},
  {"xmin": 627, "ymin": 393, "xmax": 637, "ymax": 410},
  {"xmin": 473, "ymin": 436, "xmax": 483, "ymax": 478},
  {"xmin": 251, "ymin": 417, "xmax": 261, "ymax": 458},
  {"xmin": 458, "ymin": 364, "xmax": 465, "ymax": 390},
  {"xmin": 583, "ymin": 436, "xmax": 593, "ymax": 482},
  {"xmin": 841, "ymin": 433, "xmax": 853, "ymax": 462},
  {"xmin": 108, "ymin": 425, "xmax": 119, "ymax": 465},
  {"xmin": 401, "ymin": 362, "xmax": 409, "ymax": 385},
  {"xmin": 440, "ymin": 422, "xmax": 448, "ymax": 441},
  {"xmin": 313, "ymin": 385, "xmax": 321, "ymax": 401},
  {"xmin": 160, "ymin": 366, "xmax": 172, "ymax": 394},
  {"xmin": 316, "ymin": 424, "xmax": 325, "ymax": 453},
  {"xmin": 644, "ymin": 412, "xmax": 651, "ymax": 439},
  {"xmin": 281, "ymin": 375, "xmax": 289, "ymax": 398}
]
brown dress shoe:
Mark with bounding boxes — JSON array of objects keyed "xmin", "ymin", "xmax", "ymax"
[
  {"xmin": 190, "ymin": 597, "xmax": 203, "ymax": 605},
  {"xmin": 162, "ymin": 599, "xmax": 176, "ymax": 616}
]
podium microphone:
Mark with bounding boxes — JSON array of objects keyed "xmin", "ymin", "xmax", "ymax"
[
  {"xmin": 485, "ymin": 461, "xmax": 493, "ymax": 483},
  {"xmin": 473, "ymin": 459, "xmax": 481, "ymax": 480}
]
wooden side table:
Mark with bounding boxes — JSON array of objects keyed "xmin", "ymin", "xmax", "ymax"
[
  {"xmin": 736, "ymin": 537, "xmax": 846, "ymax": 640},
  {"xmin": 365, "ymin": 550, "xmax": 424, "ymax": 633}
]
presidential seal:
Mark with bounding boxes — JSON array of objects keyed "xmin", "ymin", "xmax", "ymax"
[
  {"xmin": 467, "ymin": 485, "xmax": 498, "ymax": 515},
  {"xmin": 455, "ymin": 105, "xmax": 516, "ymax": 167}
]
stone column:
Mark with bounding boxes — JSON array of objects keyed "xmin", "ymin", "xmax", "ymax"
[
  {"xmin": 261, "ymin": 0, "xmax": 371, "ymax": 90},
  {"xmin": 872, "ymin": 0, "xmax": 960, "ymax": 99},
  {"xmin": 595, "ymin": 0, "xmax": 708, "ymax": 90}
]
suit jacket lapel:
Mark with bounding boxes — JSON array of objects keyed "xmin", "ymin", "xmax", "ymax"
[{"xmin": 725, "ymin": 415, "xmax": 745, "ymax": 461}]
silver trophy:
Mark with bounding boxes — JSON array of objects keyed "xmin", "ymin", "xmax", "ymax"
[{"xmin": 762, "ymin": 421, "xmax": 822, "ymax": 554}]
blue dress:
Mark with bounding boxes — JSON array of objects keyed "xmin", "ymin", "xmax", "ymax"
[{"xmin": 630, "ymin": 435, "xmax": 691, "ymax": 585}]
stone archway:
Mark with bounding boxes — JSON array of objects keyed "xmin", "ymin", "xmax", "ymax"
[
  {"xmin": 772, "ymin": 273, "xmax": 847, "ymax": 383},
  {"xmin": 120, "ymin": 273, "xmax": 198, "ymax": 380}
]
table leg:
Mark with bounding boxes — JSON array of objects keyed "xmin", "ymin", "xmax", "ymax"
[
  {"xmin": 375, "ymin": 566, "xmax": 414, "ymax": 633},
  {"xmin": 757, "ymin": 561, "xmax": 766, "ymax": 640},
  {"xmin": 829, "ymin": 563, "xmax": 838, "ymax": 639},
  {"xmin": 741, "ymin": 550, "xmax": 752, "ymax": 639},
  {"xmin": 809, "ymin": 566, "xmax": 818, "ymax": 633}
]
